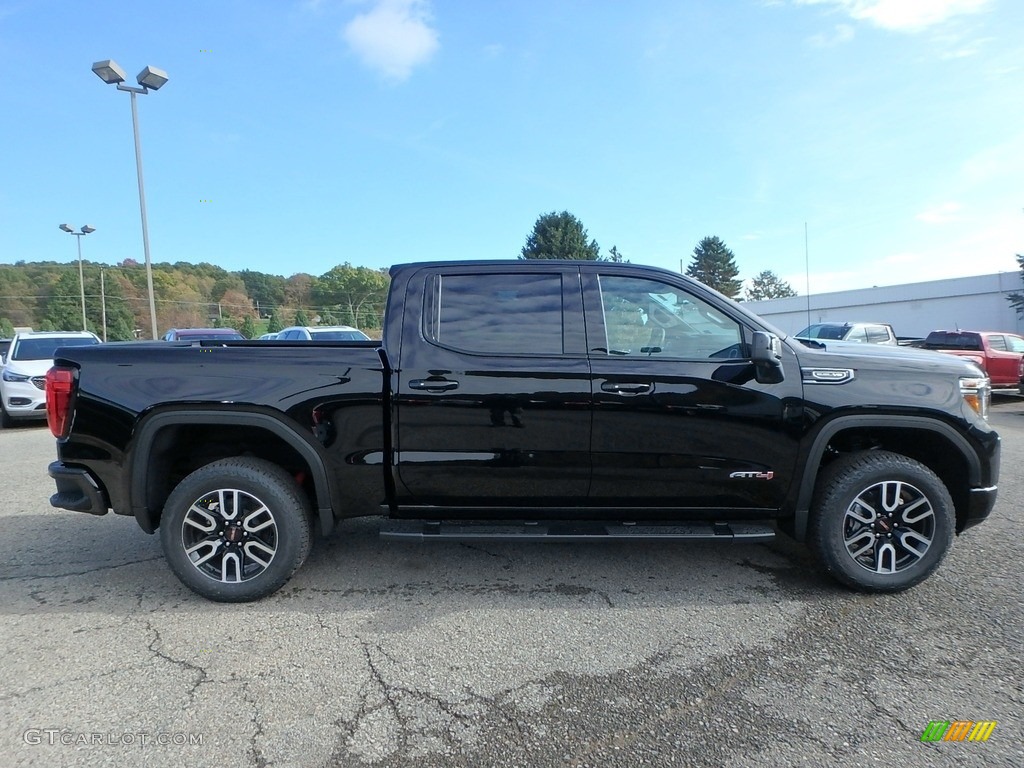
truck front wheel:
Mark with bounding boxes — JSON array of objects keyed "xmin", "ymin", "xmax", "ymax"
[
  {"xmin": 159, "ymin": 458, "xmax": 312, "ymax": 602},
  {"xmin": 809, "ymin": 451, "xmax": 954, "ymax": 593}
]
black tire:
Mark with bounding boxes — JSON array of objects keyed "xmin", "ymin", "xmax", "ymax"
[
  {"xmin": 808, "ymin": 451, "xmax": 954, "ymax": 593},
  {"xmin": 159, "ymin": 457, "xmax": 312, "ymax": 602},
  {"xmin": 0, "ymin": 404, "xmax": 13, "ymax": 429}
]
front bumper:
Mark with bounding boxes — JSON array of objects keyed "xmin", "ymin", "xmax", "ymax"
[
  {"xmin": 960, "ymin": 485, "xmax": 998, "ymax": 532},
  {"xmin": 1, "ymin": 379, "xmax": 46, "ymax": 419},
  {"xmin": 48, "ymin": 462, "xmax": 109, "ymax": 516}
]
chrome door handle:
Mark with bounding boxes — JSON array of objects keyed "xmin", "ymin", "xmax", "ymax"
[
  {"xmin": 409, "ymin": 378, "xmax": 459, "ymax": 392},
  {"xmin": 601, "ymin": 382, "xmax": 651, "ymax": 394}
]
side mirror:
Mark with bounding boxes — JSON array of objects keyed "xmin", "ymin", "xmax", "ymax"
[{"xmin": 751, "ymin": 331, "xmax": 784, "ymax": 384}]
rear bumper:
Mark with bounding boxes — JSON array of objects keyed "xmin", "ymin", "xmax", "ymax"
[
  {"xmin": 48, "ymin": 462, "xmax": 109, "ymax": 516},
  {"xmin": 960, "ymin": 485, "xmax": 997, "ymax": 532}
]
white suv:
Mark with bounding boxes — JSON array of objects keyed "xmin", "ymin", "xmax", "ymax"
[
  {"xmin": 1, "ymin": 331, "xmax": 100, "ymax": 427},
  {"xmin": 275, "ymin": 326, "xmax": 370, "ymax": 341}
]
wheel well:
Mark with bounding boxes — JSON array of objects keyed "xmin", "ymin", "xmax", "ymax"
[
  {"xmin": 818, "ymin": 426, "xmax": 972, "ymax": 531},
  {"xmin": 144, "ymin": 424, "xmax": 321, "ymax": 529}
]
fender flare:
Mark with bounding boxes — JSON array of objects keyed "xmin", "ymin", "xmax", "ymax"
[
  {"xmin": 791, "ymin": 415, "xmax": 982, "ymax": 541},
  {"xmin": 129, "ymin": 408, "xmax": 335, "ymax": 535}
]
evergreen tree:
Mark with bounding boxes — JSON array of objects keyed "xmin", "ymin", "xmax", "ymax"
[
  {"xmin": 686, "ymin": 236, "xmax": 743, "ymax": 298},
  {"xmin": 520, "ymin": 211, "xmax": 602, "ymax": 261},
  {"xmin": 294, "ymin": 308, "xmax": 310, "ymax": 326},
  {"xmin": 746, "ymin": 270, "xmax": 797, "ymax": 301},
  {"xmin": 240, "ymin": 315, "xmax": 258, "ymax": 339},
  {"xmin": 1006, "ymin": 254, "xmax": 1024, "ymax": 316},
  {"xmin": 266, "ymin": 308, "xmax": 285, "ymax": 334}
]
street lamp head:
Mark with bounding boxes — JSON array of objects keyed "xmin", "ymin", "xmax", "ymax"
[
  {"xmin": 136, "ymin": 66, "xmax": 169, "ymax": 91},
  {"xmin": 92, "ymin": 59, "xmax": 127, "ymax": 85},
  {"xmin": 59, "ymin": 223, "xmax": 74, "ymax": 233},
  {"xmin": 81, "ymin": 225, "xmax": 96, "ymax": 234}
]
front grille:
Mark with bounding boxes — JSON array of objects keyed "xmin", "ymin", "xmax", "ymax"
[{"xmin": 31, "ymin": 376, "xmax": 46, "ymax": 391}]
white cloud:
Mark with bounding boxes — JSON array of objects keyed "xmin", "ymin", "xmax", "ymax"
[
  {"xmin": 796, "ymin": 0, "xmax": 991, "ymax": 32},
  {"xmin": 808, "ymin": 23, "xmax": 855, "ymax": 47},
  {"xmin": 916, "ymin": 202, "xmax": 962, "ymax": 224},
  {"xmin": 343, "ymin": 0, "xmax": 439, "ymax": 82}
]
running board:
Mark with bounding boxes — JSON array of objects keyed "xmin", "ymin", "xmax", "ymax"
[{"xmin": 380, "ymin": 520, "xmax": 776, "ymax": 543}]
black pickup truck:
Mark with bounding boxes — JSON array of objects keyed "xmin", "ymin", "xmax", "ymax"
[{"xmin": 46, "ymin": 261, "xmax": 1000, "ymax": 601}]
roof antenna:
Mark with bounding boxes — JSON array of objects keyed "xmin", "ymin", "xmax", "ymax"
[{"xmin": 804, "ymin": 222, "xmax": 811, "ymax": 330}]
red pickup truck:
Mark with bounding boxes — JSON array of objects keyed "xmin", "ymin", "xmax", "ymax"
[{"xmin": 922, "ymin": 330, "xmax": 1024, "ymax": 392}]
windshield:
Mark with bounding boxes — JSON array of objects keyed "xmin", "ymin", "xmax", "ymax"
[
  {"xmin": 308, "ymin": 329, "xmax": 370, "ymax": 340},
  {"xmin": 13, "ymin": 336, "xmax": 98, "ymax": 361},
  {"xmin": 177, "ymin": 331, "xmax": 245, "ymax": 341},
  {"xmin": 797, "ymin": 324, "xmax": 848, "ymax": 340},
  {"xmin": 924, "ymin": 332, "xmax": 982, "ymax": 350}
]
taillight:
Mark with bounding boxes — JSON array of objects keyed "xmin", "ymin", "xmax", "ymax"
[{"xmin": 46, "ymin": 366, "xmax": 76, "ymax": 438}]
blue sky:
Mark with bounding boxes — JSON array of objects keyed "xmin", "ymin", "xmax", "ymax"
[{"xmin": 1, "ymin": 0, "xmax": 1021, "ymax": 296}]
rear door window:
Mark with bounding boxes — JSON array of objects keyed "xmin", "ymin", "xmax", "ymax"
[
  {"xmin": 865, "ymin": 325, "xmax": 890, "ymax": 343},
  {"xmin": 988, "ymin": 335, "xmax": 1008, "ymax": 351},
  {"xmin": 424, "ymin": 273, "xmax": 564, "ymax": 356}
]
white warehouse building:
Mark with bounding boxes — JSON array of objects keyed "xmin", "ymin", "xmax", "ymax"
[{"xmin": 744, "ymin": 272, "xmax": 1024, "ymax": 340}]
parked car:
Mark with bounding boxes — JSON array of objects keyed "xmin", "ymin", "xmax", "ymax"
[
  {"xmin": 1, "ymin": 330, "xmax": 100, "ymax": 427},
  {"xmin": 258, "ymin": 332, "xmax": 279, "ymax": 341},
  {"xmin": 795, "ymin": 322, "xmax": 898, "ymax": 345},
  {"xmin": 162, "ymin": 328, "xmax": 245, "ymax": 342},
  {"xmin": 46, "ymin": 260, "xmax": 998, "ymax": 602},
  {"xmin": 275, "ymin": 325, "xmax": 370, "ymax": 341},
  {"xmin": 921, "ymin": 330, "xmax": 1024, "ymax": 392}
]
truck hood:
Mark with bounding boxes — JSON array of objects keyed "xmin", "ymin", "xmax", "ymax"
[{"xmin": 788, "ymin": 338, "xmax": 985, "ymax": 378}]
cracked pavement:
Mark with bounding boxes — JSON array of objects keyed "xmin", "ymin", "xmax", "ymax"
[{"xmin": 1, "ymin": 401, "xmax": 1022, "ymax": 767}]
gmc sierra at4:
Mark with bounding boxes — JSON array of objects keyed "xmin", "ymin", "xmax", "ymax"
[{"xmin": 45, "ymin": 261, "xmax": 1000, "ymax": 601}]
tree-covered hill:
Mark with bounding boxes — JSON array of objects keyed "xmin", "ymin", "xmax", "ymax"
[{"xmin": 0, "ymin": 260, "xmax": 389, "ymax": 340}]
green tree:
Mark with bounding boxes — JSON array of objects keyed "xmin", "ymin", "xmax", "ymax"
[
  {"xmin": 210, "ymin": 274, "xmax": 246, "ymax": 301},
  {"xmin": 746, "ymin": 270, "xmax": 797, "ymax": 301},
  {"xmin": 42, "ymin": 272, "xmax": 89, "ymax": 332},
  {"xmin": 1006, "ymin": 254, "xmax": 1024, "ymax": 316},
  {"xmin": 685, "ymin": 236, "xmax": 742, "ymax": 298},
  {"xmin": 88, "ymin": 270, "xmax": 137, "ymax": 340},
  {"xmin": 520, "ymin": 211, "xmax": 602, "ymax": 261},
  {"xmin": 240, "ymin": 315, "xmax": 259, "ymax": 339},
  {"xmin": 607, "ymin": 245, "xmax": 628, "ymax": 263},
  {"xmin": 312, "ymin": 263, "xmax": 390, "ymax": 329},
  {"xmin": 238, "ymin": 270, "xmax": 287, "ymax": 314},
  {"xmin": 0, "ymin": 317, "xmax": 14, "ymax": 337},
  {"xmin": 266, "ymin": 307, "xmax": 285, "ymax": 334},
  {"xmin": 294, "ymin": 308, "xmax": 310, "ymax": 326}
]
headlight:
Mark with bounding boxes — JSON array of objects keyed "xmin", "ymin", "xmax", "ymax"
[
  {"xmin": 960, "ymin": 376, "xmax": 990, "ymax": 420},
  {"xmin": 2, "ymin": 369, "xmax": 30, "ymax": 382}
]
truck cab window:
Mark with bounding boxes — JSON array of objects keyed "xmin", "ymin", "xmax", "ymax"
[
  {"xmin": 596, "ymin": 275, "xmax": 742, "ymax": 359},
  {"xmin": 425, "ymin": 273, "xmax": 564, "ymax": 355}
]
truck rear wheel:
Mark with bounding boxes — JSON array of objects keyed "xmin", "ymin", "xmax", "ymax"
[
  {"xmin": 159, "ymin": 458, "xmax": 312, "ymax": 602},
  {"xmin": 809, "ymin": 451, "xmax": 954, "ymax": 593}
]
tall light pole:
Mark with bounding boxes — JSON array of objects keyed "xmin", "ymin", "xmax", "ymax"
[
  {"xmin": 91, "ymin": 59, "xmax": 168, "ymax": 340},
  {"xmin": 59, "ymin": 224, "xmax": 96, "ymax": 331}
]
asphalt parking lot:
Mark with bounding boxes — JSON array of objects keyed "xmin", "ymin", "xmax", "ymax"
[{"xmin": 1, "ymin": 400, "xmax": 1021, "ymax": 768}]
